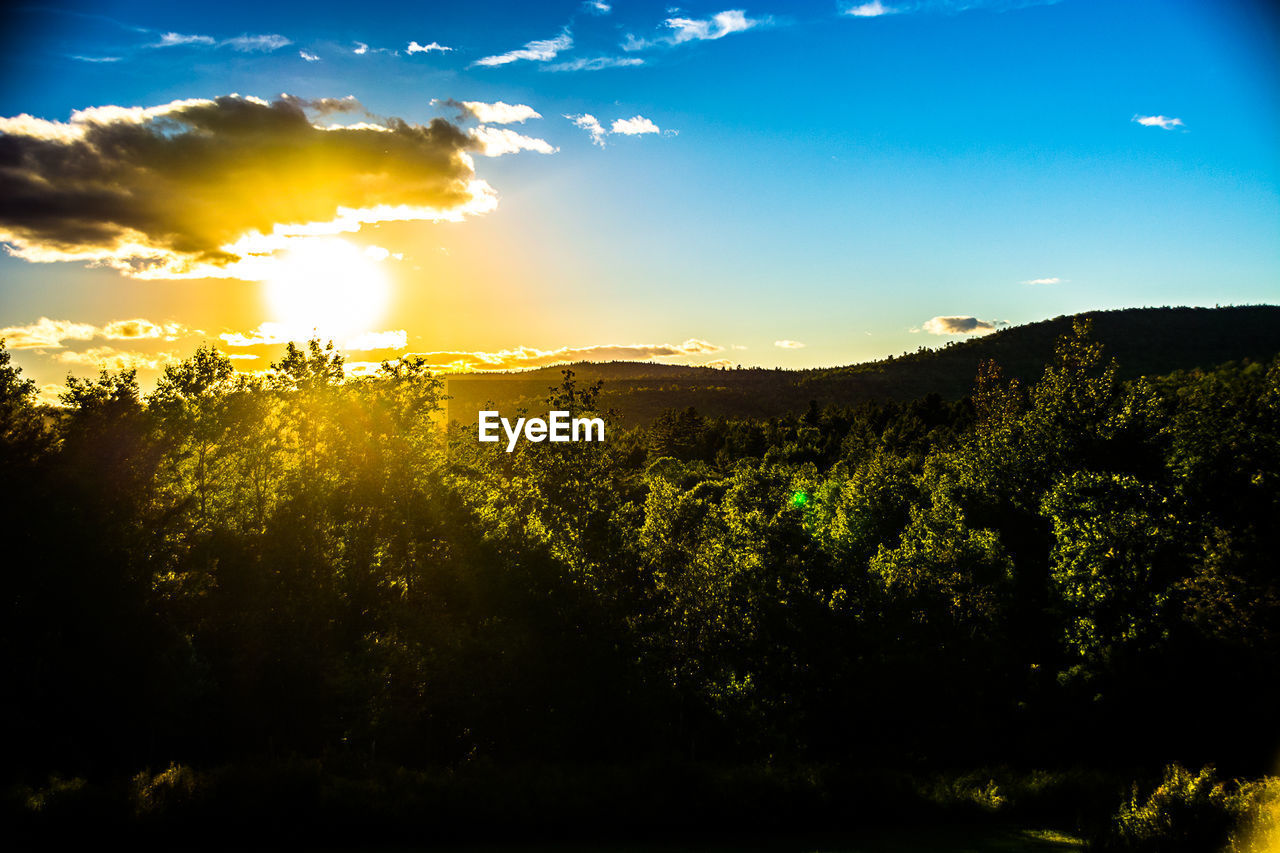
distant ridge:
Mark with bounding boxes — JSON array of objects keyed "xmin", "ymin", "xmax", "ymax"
[{"xmin": 445, "ymin": 306, "xmax": 1280, "ymax": 425}]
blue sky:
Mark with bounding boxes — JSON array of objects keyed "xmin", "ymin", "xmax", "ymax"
[{"xmin": 1, "ymin": 0, "xmax": 1277, "ymax": 392}]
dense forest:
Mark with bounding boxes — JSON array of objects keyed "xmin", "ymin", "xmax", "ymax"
[
  {"xmin": 444, "ymin": 306, "xmax": 1280, "ymax": 424},
  {"xmin": 2, "ymin": 317, "xmax": 1278, "ymax": 849}
]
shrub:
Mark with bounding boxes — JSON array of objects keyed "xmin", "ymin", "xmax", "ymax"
[
  {"xmin": 131, "ymin": 763, "xmax": 201, "ymax": 817},
  {"xmin": 1105, "ymin": 764, "xmax": 1278, "ymax": 852}
]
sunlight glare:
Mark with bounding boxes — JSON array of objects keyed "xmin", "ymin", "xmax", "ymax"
[{"xmin": 263, "ymin": 238, "xmax": 390, "ymax": 341}]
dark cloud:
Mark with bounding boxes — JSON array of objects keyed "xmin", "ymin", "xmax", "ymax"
[
  {"xmin": 0, "ymin": 94, "xmax": 491, "ymax": 278},
  {"xmin": 279, "ymin": 94, "xmax": 366, "ymax": 115}
]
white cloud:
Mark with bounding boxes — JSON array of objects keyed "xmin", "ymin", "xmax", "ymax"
[
  {"xmin": 844, "ymin": 0, "xmax": 1062, "ymax": 15},
  {"xmin": 222, "ymin": 34, "xmax": 292, "ymax": 52},
  {"xmin": 219, "ymin": 322, "xmax": 293, "ymax": 347},
  {"xmin": 626, "ymin": 9, "xmax": 765, "ymax": 51},
  {"xmin": 774, "ymin": 339, "xmax": 805, "ymax": 349},
  {"xmin": 407, "ymin": 40, "xmax": 452, "ymax": 54},
  {"xmin": 921, "ymin": 316, "xmax": 1005, "ymax": 336},
  {"xmin": 567, "ymin": 113, "xmax": 669, "ymax": 146},
  {"xmin": 154, "ymin": 32, "xmax": 216, "ymax": 47},
  {"xmin": 458, "ymin": 101, "xmax": 542, "ymax": 124},
  {"xmin": 469, "ymin": 125, "xmax": 558, "ymax": 156},
  {"xmin": 344, "ymin": 330, "xmax": 408, "ymax": 351},
  {"xmin": 566, "ymin": 113, "xmax": 607, "ymax": 147},
  {"xmin": 70, "ymin": 55, "xmax": 123, "ymax": 63},
  {"xmin": 666, "ymin": 10, "xmax": 758, "ymax": 43},
  {"xmin": 1, "ymin": 318, "xmax": 97, "ymax": 349},
  {"xmin": 845, "ymin": 1, "xmax": 894, "ymax": 16},
  {"xmin": 0, "ymin": 317, "xmax": 187, "ymax": 348},
  {"xmin": 546, "ymin": 56, "xmax": 644, "ymax": 72},
  {"xmin": 148, "ymin": 31, "xmax": 292, "ymax": 52},
  {"xmin": 299, "ymin": 50, "xmax": 320, "ymax": 61},
  {"xmin": 475, "ymin": 31, "xmax": 572, "ymax": 66},
  {"xmin": 1022, "ymin": 276, "xmax": 1062, "ymax": 285},
  {"xmin": 353, "ymin": 42, "xmax": 369, "ymax": 54},
  {"xmin": 611, "ymin": 115, "xmax": 660, "ymax": 135},
  {"xmin": 1133, "ymin": 114, "xmax": 1184, "ymax": 130},
  {"xmin": 583, "ymin": 1, "xmax": 612, "ymax": 13}
]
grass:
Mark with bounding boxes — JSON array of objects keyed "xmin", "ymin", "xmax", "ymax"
[{"xmin": 420, "ymin": 826, "xmax": 1085, "ymax": 852}]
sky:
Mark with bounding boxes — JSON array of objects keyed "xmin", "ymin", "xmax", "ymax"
[{"xmin": 1, "ymin": 0, "xmax": 1277, "ymax": 398}]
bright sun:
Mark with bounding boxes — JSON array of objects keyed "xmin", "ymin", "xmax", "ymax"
[{"xmin": 264, "ymin": 238, "xmax": 390, "ymax": 341}]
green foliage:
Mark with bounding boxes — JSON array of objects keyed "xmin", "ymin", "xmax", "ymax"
[
  {"xmin": 2, "ymin": 323, "xmax": 1279, "ymax": 842},
  {"xmin": 1105, "ymin": 764, "xmax": 1280, "ymax": 853},
  {"xmin": 131, "ymin": 764, "xmax": 200, "ymax": 816}
]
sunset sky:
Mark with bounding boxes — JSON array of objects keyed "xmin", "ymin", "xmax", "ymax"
[{"xmin": 1, "ymin": 0, "xmax": 1277, "ymax": 398}]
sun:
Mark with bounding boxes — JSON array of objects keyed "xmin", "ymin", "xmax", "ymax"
[{"xmin": 263, "ymin": 238, "xmax": 390, "ymax": 341}]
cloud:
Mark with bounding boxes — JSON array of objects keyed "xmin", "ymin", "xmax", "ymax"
[
  {"xmin": 219, "ymin": 323, "xmax": 294, "ymax": 347},
  {"xmin": 583, "ymin": 1, "xmax": 612, "ymax": 13},
  {"xmin": 475, "ymin": 31, "xmax": 572, "ymax": 67},
  {"xmin": 448, "ymin": 100, "xmax": 542, "ymax": 124},
  {"xmin": 469, "ymin": 126, "xmax": 557, "ymax": 156},
  {"xmin": 343, "ymin": 330, "xmax": 409, "ymax": 351},
  {"xmin": 843, "ymin": 0, "xmax": 1061, "ymax": 14},
  {"xmin": 407, "ymin": 40, "xmax": 452, "ymax": 54},
  {"xmin": 299, "ymin": 50, "xmax": 320, "ymax": 61},
  {"xmin": 545, "ymin": 56, "xmax": 644, "ymax": 72},
  {"xmin": 154, "ymin": 32, "xmax": 216, "ymax": 47},
  {"xmin": 567, "ymin": 113, "xmax": 668, "ymax": 146},
  {"xmin": 566, "ymin": 113, "xmax": 607, "ymax": 147},
  {"xmin": 54, "ymin": 346, "xmax": 179, "ymax": 372},
  {"xmin": 0, "ymin": 317, "xmax": 186, "ymax": 348},
  {"xmin": 774, "ymin": 340, "xmax": 805, "ymax": 349},
  {"xmin": 409, "ymin": 339, "xmax": 722, "ymax": 371},
  {"xmin": 705, "ymin": 359, "xmax": 734, "ymax": 368},
  {"xmin": 37, "ymin": 384, "xmax": 65, "ymax": 406},
  {"xmin": 611, "ymin": 115, "xmax": 660, "ymax": 135},
  {"xmin": 147, "ymin": 31, "xmax": 292, "ymax": 52},
  {"xmin": 845, "ymin": 1, "xmax": 894, "ymax": 15},
  {"xmin": 219, "ymin": 323, "xmax": 406, "ymax": 351},
  {"xmin": 101, "ymin": 319, "xmax": 187, "ymax": 340},
  {"xmin": 1, "ymin": 318, "xmax": 97, "ymax": 349},
  {"xmin": 1022, "ymin": 276, "xmax": 1062, "ymax": 285},
  {"xmin": 1133, "ymin": 114, "xmax": 1184, "ymax": 130},
  {"xmin": 70, "ymin": 55, "xmax": 123, "ymax": 63},
  {"xmin": 625, "ymin": 9, "xmax": 765, "ymax": 51},
  {"xmin": 281, "ymin": 94, "xmax": 363, "ymax": 115},
  {"xmin": 921, "ymin": 316, "xmax": 1006, "ymax": 335},
  {"xmin": 353, "ymin": 42, "xmax": 369, "ymax": 54},
  {"xmin": 0, "ymin": 94, "xmax": 496, "ymax": 279},
  {"xmin": 222, "ymin": 34, "xmax": 292, "ymax": 52},
  {"xmin": 665, "ymin": 10, "xmax": 759, "ymax": 43}
]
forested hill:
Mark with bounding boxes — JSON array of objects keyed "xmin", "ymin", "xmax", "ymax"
[{"xmin": 445, "ymin": 305, "xmax": 1280, "ymax": 424}]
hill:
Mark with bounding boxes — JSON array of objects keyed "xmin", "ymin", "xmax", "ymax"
[{"xmin": 445, "ymin": 305, "xmax": 1280, "ymax": 425}]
